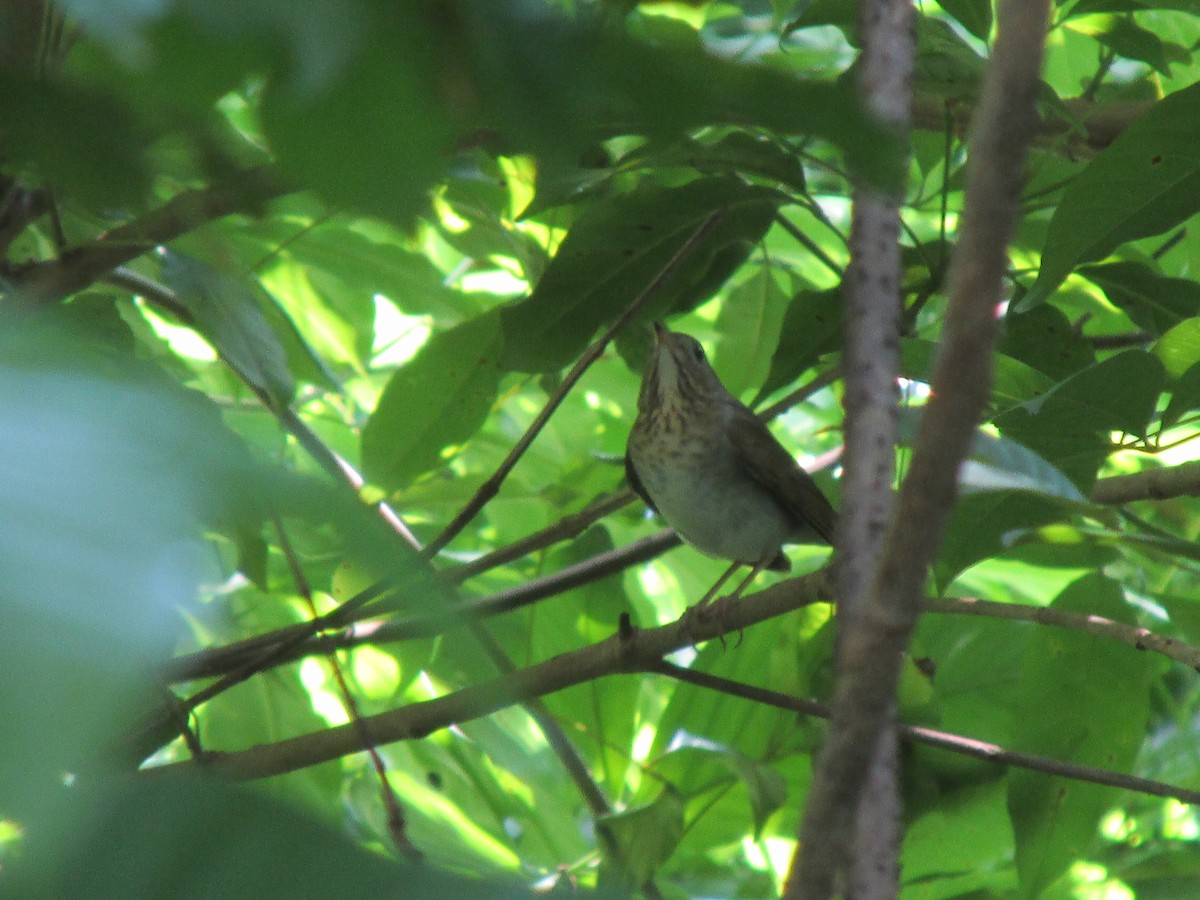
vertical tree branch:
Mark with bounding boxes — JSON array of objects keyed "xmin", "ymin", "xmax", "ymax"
[
  {"xmin": 833, "ymin": 0, "xmax": 915, "ymax": 893},
  {"xmin": 785, "ymin": 0, "xmax": 1051, "ymax": 895}
]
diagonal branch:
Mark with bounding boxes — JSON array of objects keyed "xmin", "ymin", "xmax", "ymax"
[
  {"xmin": 153, "ymin": 568, "xmax": 834, "ymax": 779},
  {"xmin": 147, "ymin": 568, "xmax": 1200, "ymax": 811},
  {"xmin": 8, "ymin": 165, "xmax": 287, "ymax": 305},
  {"xmin": 1090, "ymin": 460, "xmax": 1200, "ymax": 504},
  {"xmin": 652, "ymin": 663, "xmax": 1200, "ymax": 805}
]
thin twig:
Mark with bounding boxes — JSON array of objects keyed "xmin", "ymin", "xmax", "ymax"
[
  {"xmin": 774, "ymin": 212, "xmax": 845, "ymax": 279},
  {"xmin": 450, "ymin": 490, "xmax": 637, "ymax": 581},
  {"xmin": 930, "ymin": 595, "xmax": 1200, "ymax": 670},
  {"xmin": 164, "ymin": 530, "xmax": 679, "ymax": 684},
  {"xmin": 273, "ymin": 514, "xmax": 422, "ymax": 860}
]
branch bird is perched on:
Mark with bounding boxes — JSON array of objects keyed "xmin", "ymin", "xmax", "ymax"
[{"xmin": 626, "ymin": 322, "xmax": 836, "ymax": 602}]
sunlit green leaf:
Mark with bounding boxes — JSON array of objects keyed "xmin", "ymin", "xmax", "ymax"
[
  {"xmin": 1023, "ymin": 82, "xmax": 1200, "ymax": 307},
  {"xmin": 362, "ymin": 310, "xmax": 504, "ymax": 490},
  {"xmin": 1008, "ymin": 573, "xmax": 1152, "ymax": 897}
]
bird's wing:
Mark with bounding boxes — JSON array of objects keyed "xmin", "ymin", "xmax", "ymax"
[
  {"xmin": 726, "ymin": 407, "xmax": 837, "ymax": 545},
  {"xmin": 624, "ymin": 451, "xmax": 658, "ymax": 513}
]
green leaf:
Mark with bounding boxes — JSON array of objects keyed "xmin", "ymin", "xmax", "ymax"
[
  {"xmin": 625, "ymin": 132, "xmax": 809, "ymax": 192},
  {"xmin": 1069, "ymin": 14, "xmax": 1192, "ymax": 76},
  {"xmin": 783, "ymin": 1, "xmax": 859, "ymax": 43},
  {"xmin": 501, "ymin": 177, "xmax": 782, "ymax": 373},
  {"xmin": 1065, "ymin": 0, "xmax": 1200, "ymax": 15},
  {"xmin": 260, "ymin": 261, "xmax": 369, "ymax": 372},
  {"xmin": 0, "ymin": 328, "xmax": 259, "ymax": 820},
  {"xmin": 1079, "ymin": 261, "xmax": 1200, "ymax": 336},
  {"xmin": 938, "ymin": 0, "xmax": 993, "ymax": 40},
  {"xmin": 649, "ymin": 608, "xmax": 828, "ymax": 786},
  {"xmin": 655, "ymin": 741, "xmax": 788, "ymax": 839},
  {"xmin": 998, "ymin": 303, "xmax": 1095, "ymax": 382},
  {"xmin": 460, "ymin": 5, "xmax": 903, "ymax": 189},
  {"xmin": 902, "ymin": 338, "xmax": 1057, "ymax": 408},
  {"xmin": 754, "ymin": 288, "xmax": 842, "ymax": 404},
  {"xmin": 915, "ymin": 16, "xmax": 987, "ymax": 100},
  {"xmin": 12, "ymin": 775, "xmax": 549, "ymax": 899},
  {"xmin": 996, "ymin": 350, "xmax": 1164, "ymax": 489},
  {"xmin": 534, "ymin": 528, "xmax": 640, "ymax": 800},
  {"xmin": 898, "ymin": 409, "xmax": 1089, "ymax": 505},
  {"xmin": 249, "ymin": 218, "xmax": 474, "ymax": 320},
  {"xmin": 362, "ymin": 310, "xmax": 504, "ymax": 490},
  {"xmin": 0, "ymin": 72, "xmax": 150, "ymax": 206},
  {"xmin": 1162, "ymin": 361, "xmax": 1200, "ymax": 430},
  {"xmin": 1022, "ymin": 82, "xmax": 1200, "ymax": 308},
  {"xmin": 1008, "ymin": 573, "xmax": 1151, "ymax": 898},
  {"xmin": 903, "ymin": 782, "xmax": 1013, "ymax": 880},
  {"xmin": 1153, "ymin": 317, "xmax": 1200, "ymax": 379},
  {"xmin": 712, "ymin": 268, "xmax": 790, "ymax": 400},
  {"xmin": 161, "ymin": 252, "xmax": 296, "ymax": 409},
  {"xmin": 935, "ymin": 491, "xmax": 1070, "ymax": 586},
  {"xmin": 260, "ymin": 6, "xmax": 453, "ymax": 226},
  {"xmin": 962, "ymin": 430, "xmax": 1089, "ymax": 503},
  {"xmin": 599, "ymin": 787, "xmax": 685, "ymax": 889}
]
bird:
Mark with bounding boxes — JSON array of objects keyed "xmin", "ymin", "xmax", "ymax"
[{"xmin": 625, "ymin": 322, "xmax": 836, "ymax": 604}]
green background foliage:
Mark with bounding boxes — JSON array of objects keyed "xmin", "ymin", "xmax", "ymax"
[{"xmin": 2, "ymin": 0, "xmax": 1200, "ymax": 897}]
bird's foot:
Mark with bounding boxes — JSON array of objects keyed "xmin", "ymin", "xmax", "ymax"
[{"xmin": 680, "ymin": 588, "xmax": 746, "ymax": 648}]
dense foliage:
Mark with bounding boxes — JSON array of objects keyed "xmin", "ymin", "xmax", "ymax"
[{"xmin": 2, "ymin": 0, "xmax": 1200, "ymax": 897}]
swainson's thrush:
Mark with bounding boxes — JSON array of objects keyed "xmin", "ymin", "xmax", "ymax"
[{"xmin": 626, "ymin": 323, "xmax": 836, "ymax": 598}]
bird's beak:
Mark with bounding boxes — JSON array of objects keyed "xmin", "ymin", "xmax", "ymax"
[{"xmin": 652, "ymin": 321, "xmax": 667, "ymax": 344}]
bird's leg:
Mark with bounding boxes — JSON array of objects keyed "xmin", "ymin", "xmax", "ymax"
[
  {"xmin": 726, "ymin": 558, "xmax": 771, "ymax": 603},
  {"xmin": 703, "ymin": 557, "xmax": 774, "ymax": 648},
  {"xmin": 694, "ymin": 561, "xmax": 742, "ymax": 608},
  {"xmin": 694, "ymin": 556, "xmax": 772, "ymax": 610}
]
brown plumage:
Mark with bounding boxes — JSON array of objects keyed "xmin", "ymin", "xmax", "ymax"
[{"xmin": 626, "ymin": 322, "xmax": 836, "ymax": 574}]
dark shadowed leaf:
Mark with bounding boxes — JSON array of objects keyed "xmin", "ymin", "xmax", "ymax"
[
  {"xmin": 599, "ymin": 787, "xmax": 685, "ymax": 889},
  {"xmin": 260, "ymin": 5, "xmax": 453, "ymax": 226},
  {"xmin": 1162, "ymin": 361, "xmax": 1200, "ymax": 430},
  {"xmin": 0, "ymin": 73, "xmax": 150, "ymax": 206},
  {"xmin": 501, "ymin": 177, "xmax": 782, "ymax": 373},
  {"xmin": 1080, "ymin": 261, "xmax": 1200, "ymax": 335},
  {"xmin": 1065, "ymin": 0, "xmax": 1200, "ymax": 14},
  {"xmin": 459, "ymin": 3, "xmax": 902, "ymax": 189},
  {"xmin": 1070, "ymin": 15, "xmax": 1192, "ymax": 76},
  {"xmin": 998, "ymin": 303, "xmax": 1095, "ymax": 381},
  {"xmin": 1023, "ymin": 82, "xmax": 1200, "ymax": 307},
  {"xmin": 938, "ymin": 0, "xmax": 993, "ymax": 39},
  {"xmin": 624, "ymin": 132, "xmax": 809, "ymax": 193},
  {"xmin": 12, "ymin": 775, "xmax": 559, "ymax": 899},
  {"xmin": 755, "ymin": 288, "xmax": 843, "ymax": 404}
]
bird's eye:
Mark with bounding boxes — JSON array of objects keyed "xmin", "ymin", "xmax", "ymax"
[{"xmin": 690, "ymin": 340, "xmax": 706, "ymax": 363}]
